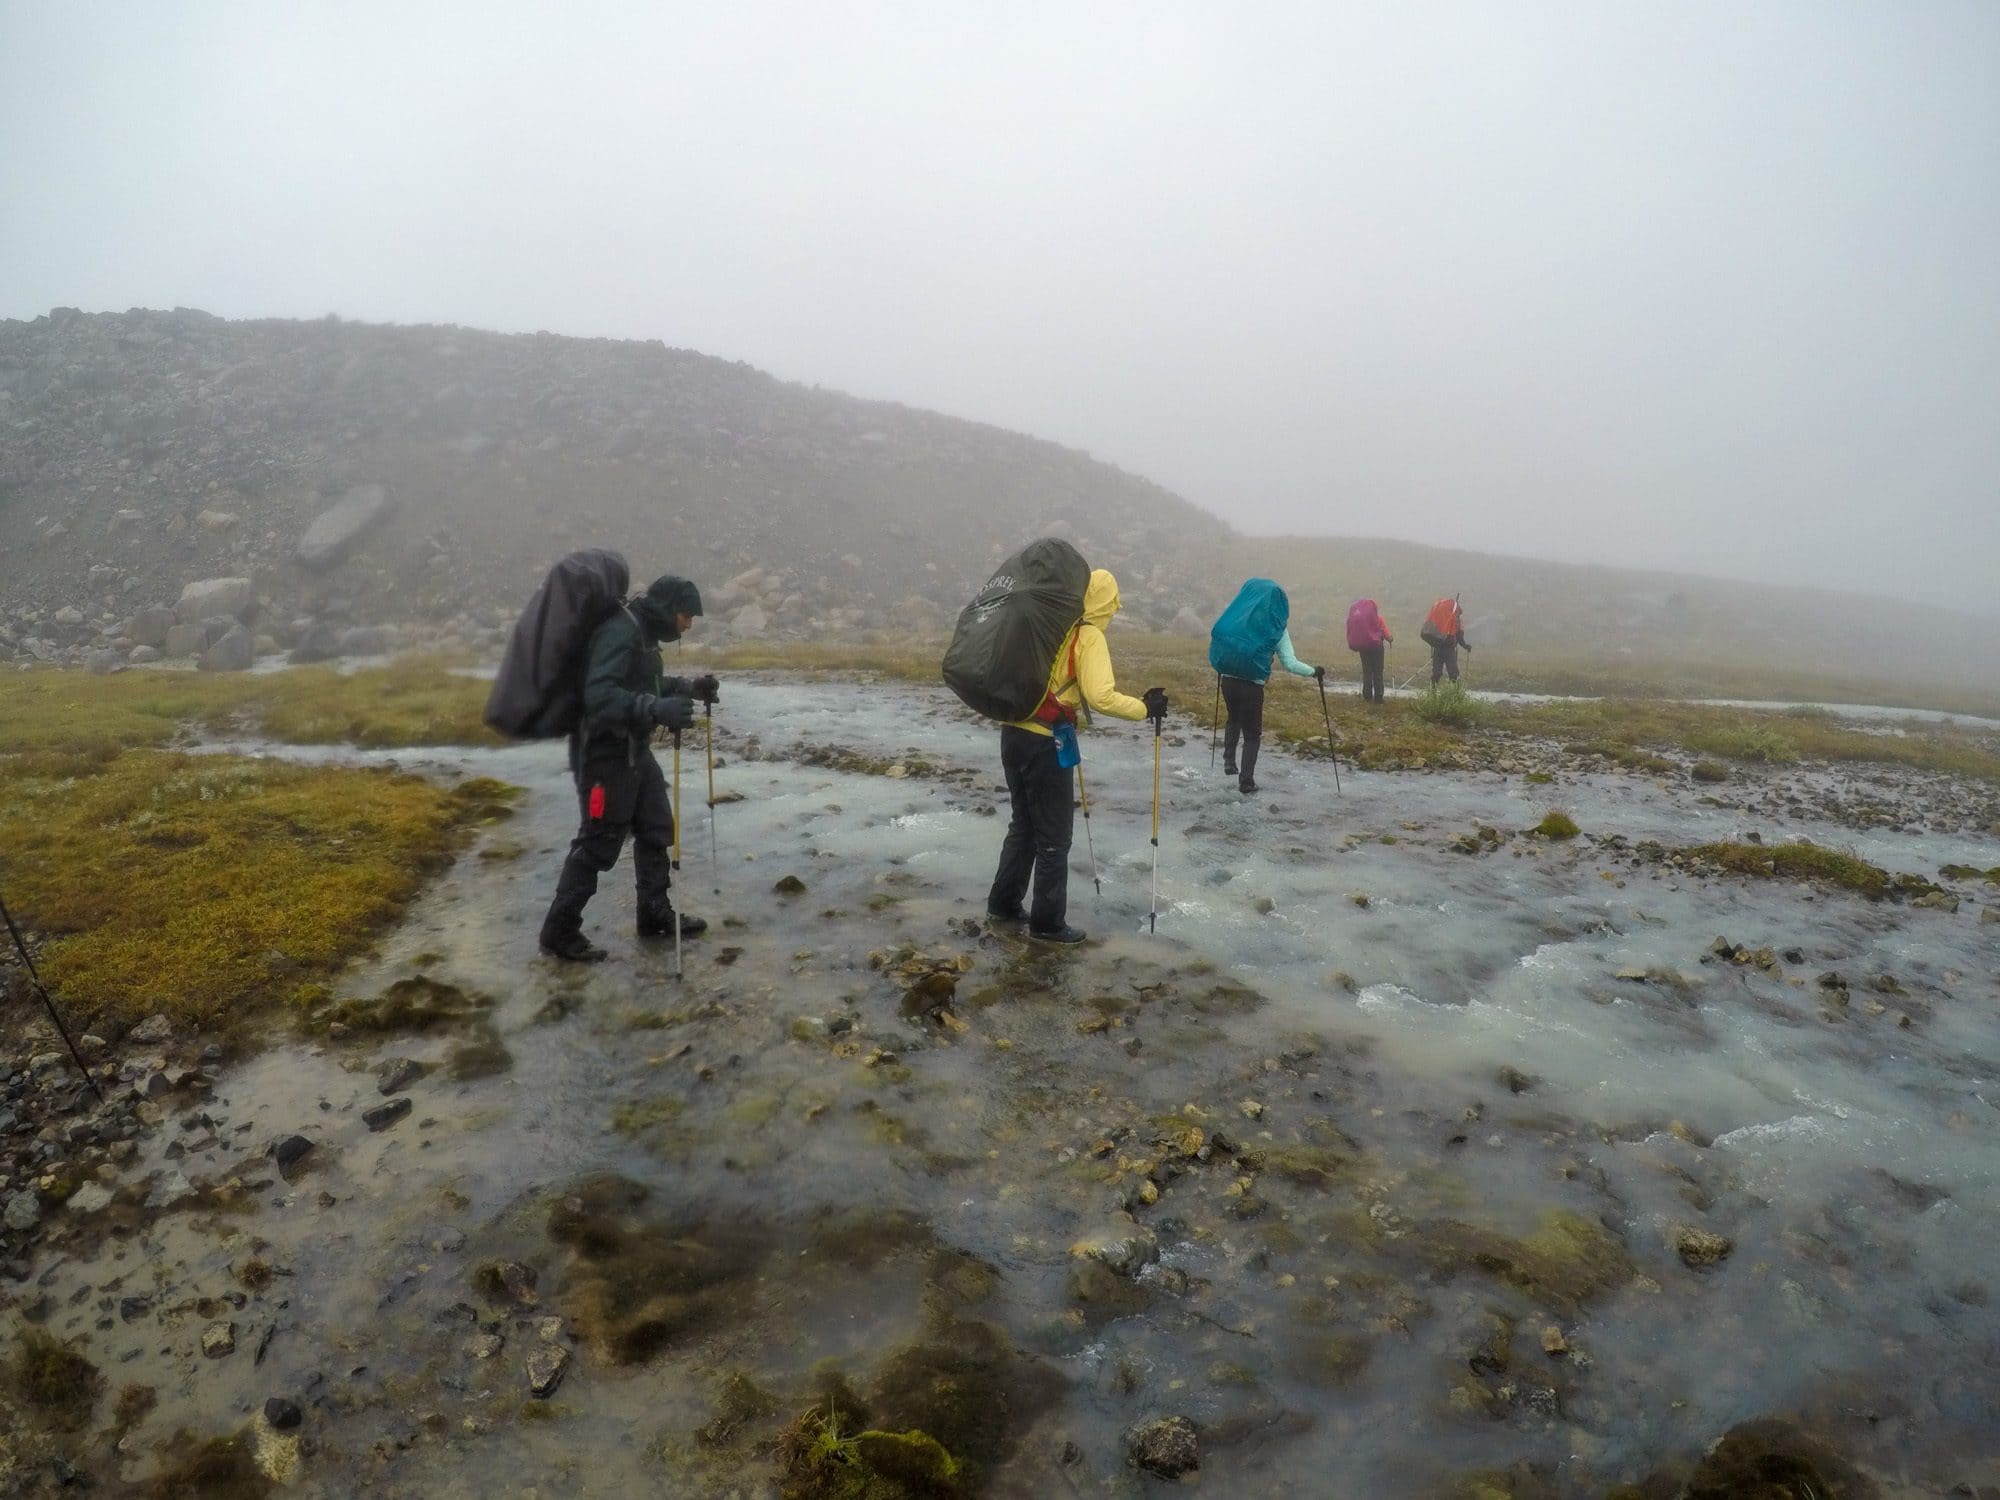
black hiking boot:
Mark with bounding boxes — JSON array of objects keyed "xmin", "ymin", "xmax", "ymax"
[
  {"xmin": 985, "ymin": 906, "xmax": 1028, "ymax": 927},
  {"xmin": 637, "ymin": 907, "xmax": 708, "ymax": 940},
  {"xmin": 540, "ymin": 929, "xmax": 607, "ymax": 963},
  {"xmin": 1222, "ymin": 761, "xmax": 1237, "ymax": 777},
  {"xmin": 1028, "ymin": 925, "xmax": 1087, "ymax": 945},
  {"xmin": 1239, "ymin": 779, "xmax": 1259, "ymax": 796}
]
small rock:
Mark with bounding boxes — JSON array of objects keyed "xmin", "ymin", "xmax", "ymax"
[
  {"xmin": 3, "ymin": 1189, "xmax": 42, "ymax": 1233},
  {"xmin": 1127, "ymin": 1415, "xmax": 1200, "ymax": 1479},
  {"xmin": 271, "ymin": 1135, "xmax": 314, "ymax": 1169},
  {"xmin": 467, "ymin": 1332, "xmax": 504, "ymax": 1360},
  {"xmin": 1541, "ymin": 1325, "xmax": 1569, "ymax": 1357},
  {"xmin": 773, "ymin": 874, "xmax": 808, "ymax": 896},
  {"xmin": 1070, "ymin": 1222, "xmax": 1159, "ymax": 1278},
  {"xmin": 202, "ymin": 1322, "xmax": 236, "ymax": 1358},
  {"xmin": 1672, "ymin": 1225, "xmax": 1734, "ymax": 1268},
  {"xmin": 363, "ymin": 1098, "xmax": 413, "ymax": 1132},
  {"xmin": 536, "ymin": 1316, "xmax": 567, "ymax": 1343},
  {"xmin": 1912, "ymin": 891, "xmax": 1960, "ymax": 913},
  {"xmin": 375, "ymin": 1057, "xmax": 426, "ymax": 1095},
  {"xmin": 128, "ymin": 1014, "xmax": 174, "ymax": 1045},
  {"xmin": 526, "ymin": 1344, "xmax": 569, "ymax": 1399},
  {"xmin": 262, "ymin": 1396, "xmax": 302, "ymax": 1430},
  {"xmin": 66, "ymin": 1183, "xmax": 114, "ymax": 1215}
]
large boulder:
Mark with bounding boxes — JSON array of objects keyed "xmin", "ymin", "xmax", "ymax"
[
  {"xmin": 163, "ymin": 622, "xmax": 209, "ymax": 658},
  {"xmin": 127, "ymin": 605, "xmax": 175, "ymax": 648},
  {"xmin": 199, "ymin": 626, "xmax": 255, "ymax": 673},
  {"xmin": 175, "ymin": 577, "xmax": 254, "ymax": 624},
  {"xmin": 1171, "ymin": 606, "xmax": 1207, "ymax": 636},
  {"xmin": 289, "ymin": 623, "xmax": 342, "ymax": 664},
  {"xmin": 296, "ymin": 484, "xmax": 394, "ymax": 571}
]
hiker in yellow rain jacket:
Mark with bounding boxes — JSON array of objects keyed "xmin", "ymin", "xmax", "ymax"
[{"xmin": 987, "ymin": 569, "xmax": 1167, "ymax": 945}]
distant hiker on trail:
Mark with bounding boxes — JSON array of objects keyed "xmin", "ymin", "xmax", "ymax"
[
  {"xmin": 984, "ymin": 570, "xmax": 1160, "ymax": 945},
  {"xmin": 1208, "ymin": 578, "xmax": 1320, "ymax": 795},
  {"xmin": 1345, "ymin": 598, "xmax": 1392, "ymax": 704},
  {"xmin": 537, "ymin": 574, "xmax": 716, "ymax": 962},
  {"xmin": 1421, "ymin": 595, "xmax": 1471, "ymax": 686}
]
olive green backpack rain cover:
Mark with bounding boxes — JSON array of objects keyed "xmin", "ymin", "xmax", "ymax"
[{"xmin": 941, "ymin": 538, "xmax": 1090, "ymax": 722}]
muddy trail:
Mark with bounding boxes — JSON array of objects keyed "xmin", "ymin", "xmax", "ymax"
[{"xmin": 4, "ymin": 676, "xmax": 1999, "ymax": 1498}]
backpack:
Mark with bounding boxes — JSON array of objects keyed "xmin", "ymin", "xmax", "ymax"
[
  {"xmin": 484, "ymin": 548, "xmax": 631, "ymax": 738},
  {"xmin": 1346, "ymin": 598, "xmax": 1382, "ymax": 652},
  {"xmin": 941, "ymin": 538, "xmax": 1090, "ymax": 722},
  {"xmin": 1421, "ymin": 596, "xmax": 1460, "ymax": 649},
  {"xmin": 1207, "ymin": 579, "xmax": 1290, "ymax": 683}
]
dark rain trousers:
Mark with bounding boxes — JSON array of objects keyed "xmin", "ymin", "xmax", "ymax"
[
  {"xmin": 1430, "ymin": 642, "xmax": 1460, "ymax": 684},
  {"xmin": 988, "ymin": 726, "xmax": 1075, "ymax": 934},
  {"xmin": 540, "ymin": 746, "xmax": 678, "ymax": 942},
  {"xmin": 1358, "ymin": 646, "xmax": 1386, "ymax": 703},
  {"xmin": 1220, "ymin": 675, "xmax": 1265, "ymax": 788}
]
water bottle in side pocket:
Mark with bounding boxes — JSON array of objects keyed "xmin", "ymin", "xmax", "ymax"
[{"xmin": 1052, "ymin": 720, "xmax": 1080, "ymax": 769}]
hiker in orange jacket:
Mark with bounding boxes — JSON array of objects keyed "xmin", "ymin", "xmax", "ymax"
[{"xmin": 1422, "ymin": 596, "xmax": 1471, "ymax": 685}]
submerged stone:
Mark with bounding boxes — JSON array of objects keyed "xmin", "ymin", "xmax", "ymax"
[{"xmin": 1127, "ymin": 1414, "xmax": 1199, "ymax": 1479}]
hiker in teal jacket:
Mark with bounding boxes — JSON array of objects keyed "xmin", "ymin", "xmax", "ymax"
[{"xmin": 1209, "ymin": 579, "xmax": 1322, "ymax": 795}]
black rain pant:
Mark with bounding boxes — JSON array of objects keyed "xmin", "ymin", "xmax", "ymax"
[
  {"xmin": 988, "ymin": 726, "xmax": 1075, "ymax": 934},
  {"xmin": 1430, "ymin": 642, "xmax": 1460, "ymax": 685},
  {"xmin": 1358, "ymin": 646, "xmax": 1386, "ymax": 703},
  {"xmin": 1220, "ymin": 675, "xmax": 1265, "ymax": 788},
  {"xmin": 541, "ymin": 748, "xmax": 677, "ymax": 942}
]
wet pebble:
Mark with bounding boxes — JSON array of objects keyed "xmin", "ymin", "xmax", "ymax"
[
  {"xmin": 1127, "ymin": 1414, "xmax": 1200, "ymax": 1479},
  {"xmin": 363, "ymin": 1098, "xmax": 412, "ymax": 1132},
  {"xmin": 1673, "ymin": 1225, "xmax": 1734, "ymax": 1268},
  {"xmin": 3, "ymin": 1188, "xmax": 40, "ymax": 1232},
  {"xmin": 263, "ymin": 1396, "xmax": 302, "ymax": 1430},
  {"xmin": 202, "ymin": 1321, "xmax": 236, "ymax": 1358},
  {"xmin": 375, "ymin": 1057, "xmax": 426, "ymax": 1095},
  {"xmin": 271, "ymin": 1135, "xmax": 314, "ymax": 1169},
  {"xmin": 526, "ymin": 1344, "xmax": 569, "ymax": 1398}
]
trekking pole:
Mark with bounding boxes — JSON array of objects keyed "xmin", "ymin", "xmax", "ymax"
[
  {"xmin": 671, "ymin": 730, "xmax": 684, "ymax": 981},
  {"xmin": 704, "ymin": 700, "xmax": 719, "ymax": 896},
  {"xmin": 1149, "ymin": 711, "xmax": 1163, "ymax": 933},
  {"xmin": 1074, "ymin": 761, "xmax": 1101, "ymax": 899},
  {"xmin": 1315, "ymin": 672, "xmax": 1342, "ymax": 795},
  {"xmin": 1209, "ymin": 672, "xmax": 1220, "ymax": 770},
  {"xmin": 0, "ymin": 892, "xmax": 103, "ymax": 1104}
]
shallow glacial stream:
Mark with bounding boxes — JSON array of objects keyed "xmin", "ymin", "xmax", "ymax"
[{"xmin": 26, "ymin": 677, "xmax": 2000, "ymax": 1497}]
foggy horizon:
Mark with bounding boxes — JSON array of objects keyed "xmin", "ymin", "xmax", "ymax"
[{"xmin": 3, "ymin": 1, "xmax": 1995, "ymax": 604}]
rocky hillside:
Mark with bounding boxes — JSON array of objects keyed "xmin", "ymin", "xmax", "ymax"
[
  {"xmin": 0, "ymin": 307, "xmax": 1229, "ymax": 667},
  {"xmin": 2, "ymin": 307, "xmax": 1993, "ymax": 708}
]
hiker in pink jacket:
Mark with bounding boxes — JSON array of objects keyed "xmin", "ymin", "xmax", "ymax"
[{"xmin": 1345, "ymin": 599, "xmax": 1393, "ymax": 704}]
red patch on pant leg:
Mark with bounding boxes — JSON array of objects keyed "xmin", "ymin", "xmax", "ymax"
[{"xmin": 588, "ymin": 784, "xmax": 606, "ymax": 820}]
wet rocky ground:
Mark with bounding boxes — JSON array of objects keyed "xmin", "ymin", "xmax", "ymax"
[{"xmin": 3, "ymin": 676, "xmax": 1998, "ymax": 1498}]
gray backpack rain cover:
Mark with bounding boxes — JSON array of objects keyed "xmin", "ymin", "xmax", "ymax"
[{"xmin": 940, "ymin": 538, "xmax": 1090, "ymax": 722}]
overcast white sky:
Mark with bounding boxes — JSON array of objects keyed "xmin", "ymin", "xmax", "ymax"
[{"xmin": 2, "ymin": 1, "xmax": 1995, "ymax": 600}]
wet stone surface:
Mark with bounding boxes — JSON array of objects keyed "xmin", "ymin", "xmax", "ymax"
[{"xmin": 2, "ymin": 677, "xmax": 1998, "ymax": 1497}]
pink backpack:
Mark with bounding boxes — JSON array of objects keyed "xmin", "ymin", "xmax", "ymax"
[{"xmin": 1346, "ymin": 598, "xmax": 1384, "ymax": 651}]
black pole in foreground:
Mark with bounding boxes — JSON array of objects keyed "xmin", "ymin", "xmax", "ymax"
[
  {"xmin": 0, "ymin": 892, "xmax": 104, "ymax": 1103},
  {"xmin": 1315, "ymin": 673, "xmax": 1342, "ymax": 795},
  {"xmin": 1149, "ymin": 710, "xmax": 1164, "ymax": 934}
]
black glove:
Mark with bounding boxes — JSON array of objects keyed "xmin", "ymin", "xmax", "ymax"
[
  {"xmin": 1141, "ymin": 686, "xmax": 1169, "ymax": 720},
  {"xmin": 650, "ymin": 695, "xmax": 695, "ymax": 732},
  {"xmin": 690, "ymin": 674, "xmax": 720, "ymax": 705},
  {"xmin": 1312, "ymin": 665, "xmax": 1326, "ymax": 682}
]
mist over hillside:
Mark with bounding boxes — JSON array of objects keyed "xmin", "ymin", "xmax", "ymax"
[{"xmin": 1, "ymin": 307, "xmax": 1992, "ymax": 708}]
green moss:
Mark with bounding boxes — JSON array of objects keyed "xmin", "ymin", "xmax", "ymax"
[
  {"xmin": 325, "ymin": 975, "xmax": 490, "ymax": 1034},
  {"xmin": 1685, "ymin": 724, "xmax": 1799, "ymax": 764},
  {"xmin": 1248, "ymin": 1141, "xmax": 1363, "ymax": 1190},
  {"xmin": 1522, "ymin": 771, "xmax": 1554, "ymax": 785},
  {"xmin": 144, "ymin": 1431, "xmax": 271, "ymax": 1499},
  {"xmin": 7, "ymin": 1323, "xmax": 103, "ymax": 1430},
  {"xmin": 1414, "ymin": 1210, "xmax": 1633, "ymax": 1312},
  {"xmin": 1289, "ymin": 1332, "xmax": 1373, "ymax": 1389},
  {"xmin": 1941, "ymin": 863, "xmax": 2000, "ymax": 883},
  {"xmin": 1690, "ymin": 760, "xmax": 1728, "ymax": 783},
  {"xmin": 698, "ymin": 1370, "xmax": 780, "ymax": 1448},
  {"xmin": 0, "ymin": 749, "xmax": 485, "ymax": 1030},
  {"xmin": 446, "ymin": 1029, "xmax": 514, "ymax": 1079},
  {"xmin": 1532, "ymin": 810, "xmax": 1579, "ymax": 839},
  {"xmin": 611, "ymin": 1096, "xmax": 686, "ymax": 1136},
  {"xmin": 1686, "ymin": 840, "xmax": 1894, "ymax": 896},
  {"xmin": 777, "ymin": 1407, "xmax": 961, "ymax": 1499}
]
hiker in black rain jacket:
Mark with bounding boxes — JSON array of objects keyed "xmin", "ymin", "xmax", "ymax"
[{"xmin": 538, "ymin": 574, "xmax": 717, "ymax": 961}]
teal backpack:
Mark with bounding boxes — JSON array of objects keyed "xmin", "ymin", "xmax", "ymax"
[{"xmin": 1208, "ymin": 579, "xmax": 1290, "ymax": 683}]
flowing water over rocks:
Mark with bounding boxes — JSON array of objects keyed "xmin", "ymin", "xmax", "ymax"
[{"xmin": 5, "ymin": 677, "xmax": 1998, "ymax": 1497}]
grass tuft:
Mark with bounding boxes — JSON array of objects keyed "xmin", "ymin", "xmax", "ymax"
[
  {"xmin": 1533, "ymin": 810, "xmax": 1580, "ymax": 839},
  {"xmin": 1413, "ymin": 681, "xmax": 1485, "ymax": 728},
  {"xmin": 7, "ymin": 1323, "xmax": 104, "ymax": 1430}
]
